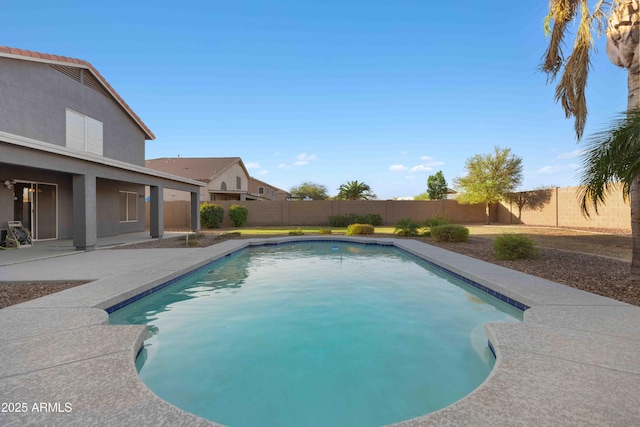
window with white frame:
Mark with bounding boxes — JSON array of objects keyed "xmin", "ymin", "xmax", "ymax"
[
  {"xmin": 236, "ymin": 176, "xmax": 241, "ymax": 190},
  {"xmin": 66, "ymin": 109, "xmax": 103, "ymax": 155},
  {"xmin": 119, "ymin": 191, "xmax": 138, "ymax": 222},
  {"xmin": 258, "ymin": 187, "xmax": 264, "ymax": 194}
]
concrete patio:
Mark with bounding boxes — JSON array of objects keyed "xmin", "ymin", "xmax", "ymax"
[{"xmin": 0, "ymin": 235, "xmax": 639, "ymax": 426}]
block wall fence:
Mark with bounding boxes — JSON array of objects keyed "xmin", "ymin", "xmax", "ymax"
[{"xmin": 146, "ymin": 186, "xmax": 631, "ymax": 232}]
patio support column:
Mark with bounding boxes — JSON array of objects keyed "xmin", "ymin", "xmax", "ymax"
[
  {"xmin": 150, "ymin": 185, "xmax": 164, "ymax": 239},
  {"xmin": 191, "ymin": 191, "xmax": 201, "ymax": 231},
  {"xmin": 72, "ymin": 173, "xmax": 97, "ymax": 251}
]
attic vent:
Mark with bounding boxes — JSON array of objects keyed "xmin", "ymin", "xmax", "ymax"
[
  {"xmin": 50, "ymin": 64, "xmax": 81, "ymax": 83},
  {"xmin": 50, "ymin": 65, "xmax": 109, "ymax": 98}
]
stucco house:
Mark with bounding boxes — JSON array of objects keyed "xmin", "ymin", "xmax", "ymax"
[
  {"xmin": 248, "ymin": 176, "xmax": 290, "ymax": 201},
  {"xmin": 146, "ymin": 157, "xmax": 290, "ymax": 202},
  {"xmin": 0, "ymin": 47, "xmax": 204, "ymax": 250}
]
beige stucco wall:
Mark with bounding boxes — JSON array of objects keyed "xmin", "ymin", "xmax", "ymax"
[{"xmin": 210, "ymin": 164, "xmax": 247, "ymax": 193}]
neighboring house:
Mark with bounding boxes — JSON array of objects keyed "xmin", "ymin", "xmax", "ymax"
[
  {"xmin": 248, "ymin": 177, "xmax": 290, "ymax": 201},
  {"xmin": 146, "ymin": 157, "xmax": 290, "ymax": 202},
  {"xmin": 0, "ymin": 47, "xmax": 204, "ymax": 250}
]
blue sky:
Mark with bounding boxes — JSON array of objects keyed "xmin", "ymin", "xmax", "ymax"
[{"xmin": 4, "ymin": 1, "xmax": 629, "ymax": 199}]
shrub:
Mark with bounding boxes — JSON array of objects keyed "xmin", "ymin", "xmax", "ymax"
[
  {"xmin": 422, "ymin": 213, "xmax": 450, "ymax": 228},
  {"xmin": 229, "ymin": 205, "xmax": 248, "ymax": 227},
  {"xmin": 393, "ymin": 218, "xmax": 422, "ymax": 237},
  {"xmin": 289, "ymin": 228, "xmax": 304, "ymax": 236},
  {"xmin": 493, "ymin": 233, "xmax": 539, "ymax": 260},
  {"xmin": 431, "ymin": 224, "xmax": 469, "ymax": 242},
  {"xmin": 200, "ymin": 203, "xmax": 224, "ymax": 228},
  {"xmin": 329, "ymin": 213, "xmax": 383, "ymax": 227},
  {"xmin": 346, "ymin": 223, "xmax": 374, "ymax": 235},
  {"xmin": 318, "ymin": 228, "xmax": 333, "ymax": 235}
]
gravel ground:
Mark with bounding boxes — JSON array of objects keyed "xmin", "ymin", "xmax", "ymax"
[{"xmin": 1, "ymin": 233, "xmax": 638, "ymax": 308}]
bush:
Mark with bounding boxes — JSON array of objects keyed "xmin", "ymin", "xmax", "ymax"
[
  {"xmin": 229, "ymin": 205, "xmax": 248, "ymax": 227},
  {"xmin": 318, "ymin": 228, "xmax": 333, "ymax": 235},
  {"xmin": 422, "ymin": 213, "xmax": 450, "ymax": 228},
  {"xmin": 493, "ymin": 233, "xmax": 539, "ymax": 260},
  {"xmin": 289, "ymin": 228, "xmax": 304, "ymax": 236},
  {"xmin": 329, "ymin": 213, "xmax": 383, "ymax": 227},
  {"xmin": 346, "ymin": 223, "xmax": 374, "ymax": 235},
  {"xmin": 393, "ymin": 218, "xmax": 422, "ymax": 237},
  {"xmin": 431, "ymin": 224, "xmax": 469, "ymax": 242},
  {"xmin": 200, "ymin": 203, "xmax": 224, "ymax": 228}
]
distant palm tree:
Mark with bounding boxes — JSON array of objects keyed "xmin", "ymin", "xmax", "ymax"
[{"xmin": 337, "ymin": 180, "xmax": 376, "ymax": 200}]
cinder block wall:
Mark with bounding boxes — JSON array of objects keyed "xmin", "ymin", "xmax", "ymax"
[
  {"xmin": 147, "ymin": 186, "xmax": 631, "ymax": 232},
  {"xmin": 498, "ymin": 186, "xmax": 630, "ymax": 230}
]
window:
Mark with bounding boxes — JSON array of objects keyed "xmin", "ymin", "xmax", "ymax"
[
  {"xmin": 221, "ymin": 182, "xmax": 227, "ymax": 191},
  {"xmin": 66, "ymin": 109, "xmax": 103, "ymax": 155},
  {"xmin": 258, "ymin": 187, "xmax": 264, "ymax": 195},
  {"xmin": 119, "ymin": 191, "xmax": 138, "ymax": 222},
  {"xmin": 236, "ymin": 176, "xmax": 241, "ymax": 190}
]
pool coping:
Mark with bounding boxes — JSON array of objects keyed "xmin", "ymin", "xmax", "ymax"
[{"xmin": 1, "ymin": 236, "xmax": 639, "ymax": 426}]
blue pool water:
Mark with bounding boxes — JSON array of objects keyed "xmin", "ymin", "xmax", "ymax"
[{"xmin": 110, "ymin": 241, "xmax": 522, "ymax": 427}]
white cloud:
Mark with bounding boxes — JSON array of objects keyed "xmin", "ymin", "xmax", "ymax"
[
  {"xmin": 297, "ymin": 153, "xmax": 317, "ymax": 162},
  {"xmin": 257, "ymin": 170, "xmax": 269, "ymax": 175},
  {"xmin": 389, "ymin": 164, "xmax": 407, "ymax": 171},
  {"xmin": 245, "ymin": 161, "xmax": 261, "ymax": 169},
  {"xmin": 420, "ymin": 155, "xmax": 432, "ymax": 161},
  {"xmin": 279, "ymin": 153, "xmax": 318, "ymax": 169},
  {"xmin": 410, "ymin": 164, "xmax": 433, "ymax": 172},
  {"xmin": 557, "ymin": 149, "xmax": 584, "ymax": 160}
]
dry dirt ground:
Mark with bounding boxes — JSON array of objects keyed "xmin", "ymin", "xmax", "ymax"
[{"xmin": 1, "ymin": 229, "xmax": 638, "ymax": 308}]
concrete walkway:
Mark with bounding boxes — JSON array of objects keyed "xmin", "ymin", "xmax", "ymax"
[{"xmin": 0, "ymin": 236, "xmax": 639, "ymax": 426}]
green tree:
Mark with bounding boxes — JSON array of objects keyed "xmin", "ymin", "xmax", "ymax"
[
  {"xmin": 542, "ymin": 0, "xmax": 640, "ymax": 280},
  {"xmin": 454, "ymin": 147, "xmax": 523, "ymax": 223},
  {"xmin": 427, "ymin": 171, "xmax": 448, "ymax": 200},
  {"xmin": 337, "ymin": 180, "xmax": 376, "ymax": 200},
  {"xmin": 289, "ymin": 181, "xmax": 329, "ymax": 200}
]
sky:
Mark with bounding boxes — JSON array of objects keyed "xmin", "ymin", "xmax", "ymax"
[{"xmin": 3, "ymin": 1, "xmax": 630, "ymax": 199}]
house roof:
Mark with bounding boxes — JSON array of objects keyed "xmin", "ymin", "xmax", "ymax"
[
  {"xmin": 146, "ymin": 157, "xmax": 248, "ymax": 182},
  {"xmin": 249, "ymin": 176, "xmax": 289, "ymax": 195},
  {"xmin": 0, "ymin": 46, "xmax": 155, "ymax": 140}
]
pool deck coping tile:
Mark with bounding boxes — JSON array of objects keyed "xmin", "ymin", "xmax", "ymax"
[{"xmin": 0, "ymin": 236, "xmax": 639, "ymax": 426}]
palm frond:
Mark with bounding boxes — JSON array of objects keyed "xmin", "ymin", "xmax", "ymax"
[
  {"xmin": 541, "ymin": 0, "xmax": 618, "ymax": 139},
  {"xmin": 579, "ymin": 109, "xmax": 640, "ymax": 216}
]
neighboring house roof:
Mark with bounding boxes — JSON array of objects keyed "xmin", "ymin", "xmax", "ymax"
[
  {"xmin": 0, "ymin": 46, "xmax": 155, "ymax": 140},
  {"xmin": 146, "ymin": 157, "xmax": 249, "ymax": 183},
  {"xmin": 249, "ymin": 176, "xmax": 289, "ymax": 195}
]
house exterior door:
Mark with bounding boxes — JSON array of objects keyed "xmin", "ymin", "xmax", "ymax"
[{"xmin": 13, "ymin": 181, "xmax": 58, "ymax": 240}]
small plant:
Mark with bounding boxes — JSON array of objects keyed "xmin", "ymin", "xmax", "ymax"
[
  {"xmin": 200, "ymin": 203, "xmax": 224, "ymax": 228},
  {"xmin": 318, "ymin": 228, "xmax": 333, "ymax": 235},
  {"xmin": 289, "ymin": 228, "xmax": 305, "ymax": 236},
  {"xmin": 393, "ymin": 218, "xmax": 421, "ymax": 237},
  {"xmin": 431, "ymin": 224, "xmax": 469, "ymax": 242},
  {"xmin": 493, "ymin": 233, "xmax": 539, "ymax": 260},
  {"xmin": 346, "ymin": 223, "xmax": 374, "ymax": 235},
  {"xmin": 229, "ymin": 204, "xmax": 248, "ymax": 227},
  {"xmin": 423, "ymin": 213, "xmax": 450, "ymax": 228}
]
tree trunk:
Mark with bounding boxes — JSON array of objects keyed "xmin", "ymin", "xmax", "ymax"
[{"xmin": 629, "ymin": 60, "xmax": 640, "ymax": 282}]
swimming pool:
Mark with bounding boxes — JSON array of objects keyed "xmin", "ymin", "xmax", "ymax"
[{"xmin": 110, "ymin": 241, "xmax": 522, "ymax": 427}]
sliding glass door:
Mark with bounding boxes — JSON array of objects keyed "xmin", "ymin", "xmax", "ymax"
[{"xmin": 13, "ymin": 181, "xmax": 58, "ymax": 241}]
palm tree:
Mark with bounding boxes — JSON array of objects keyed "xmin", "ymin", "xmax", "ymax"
[
  {"xmin": 579, "ymin": 109, "xmax": 640, "ymax": 279},
  {"xmin": 542, "ymin": 0, "xmax": 640, "ymax": 281},
  {"xmin": 337, "ymin": 180, "xmax": 376, "ymax": 200}
]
